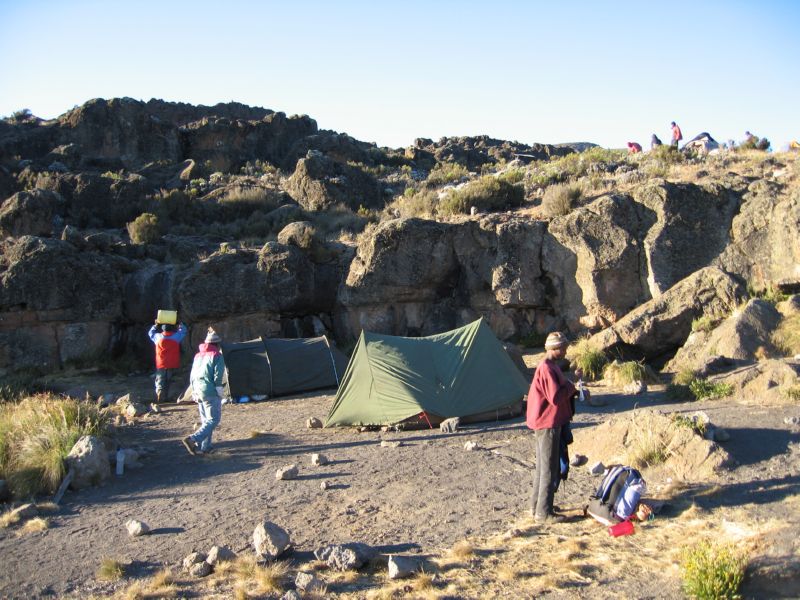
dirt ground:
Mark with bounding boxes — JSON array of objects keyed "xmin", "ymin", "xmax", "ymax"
[{"xmin": 1, "ymin": 365, "xmax": 799, "ymax": 599}]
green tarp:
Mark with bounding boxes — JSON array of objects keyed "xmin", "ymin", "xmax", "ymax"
[
  {"xmin": 325, "ymin": 318, "xmax": 529, "ymax": 427},
  {"xmin": 221, "ymin": 336, "xmax": 349, "ymax": 399}
]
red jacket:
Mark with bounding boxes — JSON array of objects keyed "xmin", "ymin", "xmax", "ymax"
[
  {"xmin": 155, "ymin": 332, "xmax": 182, "ymax": 369},
  {"xmin": 526, "ymin": 359, "xmax": 575, "ymax": 430}
]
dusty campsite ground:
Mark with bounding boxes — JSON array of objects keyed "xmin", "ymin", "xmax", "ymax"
[{"xmin": 1, "ymin": 362, "xmax": 799, "ymax": 599}]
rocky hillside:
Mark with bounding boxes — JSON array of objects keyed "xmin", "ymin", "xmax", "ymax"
[{"xmin": 1, "ymin": 98, "xmax": 798, "ymax": 374}]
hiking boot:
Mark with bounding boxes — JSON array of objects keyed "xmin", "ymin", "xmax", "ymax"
[
  {"xmin": 182, "ymin": 437, "xmax": 199, "ymax": 456},
  {"xmin": 534, "ymin": 512, "xmax": 566, "ymax": 524}
]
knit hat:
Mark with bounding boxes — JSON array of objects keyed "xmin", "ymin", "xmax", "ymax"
[
  {"xmin": 204, "ymin": 327, "xmax": 222, "ymax": 344},
  {"xmin": 544, "ymin": 331, "xmax": 569, "ymax": 349}
]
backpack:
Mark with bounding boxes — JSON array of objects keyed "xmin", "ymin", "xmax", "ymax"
[{"xmin": 586, "ymin": 465, "xmax": 646, "ymax": 525}]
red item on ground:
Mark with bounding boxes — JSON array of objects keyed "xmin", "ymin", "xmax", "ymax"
[{"xmin": 608, "ymin": 520, "xmax": 635, "ymax": 537}]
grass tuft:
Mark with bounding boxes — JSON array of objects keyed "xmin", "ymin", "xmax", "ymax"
[
  {"xmin": 681, "ymin": 540, "xmax": 747, "ymax": 600},
  {"xmin": 570, "ymin": 339, "xmax": 607, "ymax": 381},
  {"xmin": 541, "ymin": 183, "xmax": 583, "ymax": 217},
  {"xmin": 689, "ymin": 379, "xmax": 734, "ymax": 401},
  {"xmin": 97, "ymin": 557, "xmax": 125, "ymax": 581},
  {"xmin": 604, "ymin": 360, "xmax": 648, "ymax": 385},
  {"xmin": 449, "ymin": 540, "xmax": 475, "ymax": 560},
  {"xmin": 773, "ymin": 313, "xmax": 800, "ymax": 356},
  {"xmin": 17, "ymin": 517, "xmax": 48, "ymax": 536}
]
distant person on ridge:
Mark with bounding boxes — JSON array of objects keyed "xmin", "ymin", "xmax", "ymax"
[
  {"xmin": 183, "ymin": 328, "xmax": 227, "ymax": 456},
  {"xmin": 627, "ymin": 142, "xmax": 642, "ymax": 154},
  {"xmin": 650, "ymin": 134, "xmax": 663, "ymax": 149},
  {"xmin": 148, "ymin": 320, "xmax": 187, "ymax": 403},
  {"xmin": 670, "ymin": 121, "xmax": 683, "ymax": 148},
  {"xmin": 527, "ymin": 332, "xmax": 584, "ymax": 523}
]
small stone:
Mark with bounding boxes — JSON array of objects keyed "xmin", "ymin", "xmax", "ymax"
[
  {"xmin": 588, "ymin": 461, "xmax": 605, "ymax": 476},
  {"xmin": 315, "ymin": 542, "xmax": 375, "ymax": 571},
  {"xmin": 295, "ymin": 571, "xmax": 325, "ymax": 593},
  {"xmin": 570, "ymin": 454, "xmax": 587, "ymax": 467},
  {"xmin": 125, "ymin": 519, "xmax": 150, "ymax": 537},
  {"xmin": 464, "ymin": 441, "xmax": 478, "ymax": 451},
  {"xmin": 149, "ymin": 403, "xmax": 161, "ymax": 414},
  {"xmin": 380, "ymin": 440, "xmax": 401, "ymax": 448},
  {"xmin": 306, "ymin": 417, "xmax": 323, "ymax": 429},
  {"xmin": 125, "ymin": 403, "xmax": 147, "ymax": 418},
  {"xmin": 622, "ymin": 380, "xmax": 646, "ymax": 395},
  {"xmin": 253, "ymin": 521, "xmax": 291, "ymax": 561},
  {"xmin": 784, "ymin": 416, "xmax": 800, "ymax": 426},
  {"xmin": 115, "ymin": 394, "xmax": 131, "ymax": 406},
  {"xmin": 206, "ymin": 545, "xmax": 236, "ymax": 565},
  {"xmin": 439, "ymin": 417, "xmax": 460, "ymax": 433},
  {"xmin": 276, "ymin": 465, "xmax": 299, "ymax": 480},
  {"xmin": 692, "ymin": 411, "xmax": 711, "ymax": 425},
  {"xmin": 189, "ymin": 561, "xmax": 211, "ymax": 577},
  {"xmin": 388, "ymin": 555, "xmax": 420, "ymax": 579},
  {"xmin": 311, "ymin": 453, "xmax": 328, "ymax": 466},
  {"xmin": 183, "ymin": 552, "xmax": 207, "ymax": 570},
  {"xmin": 320, "ymin": 481, "xmax": 329, "ymax": 491}
]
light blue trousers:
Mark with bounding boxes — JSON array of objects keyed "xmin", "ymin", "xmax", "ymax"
[{"xmin": 191, "ymin": 396, "xmax": 221, "ymax": 452}]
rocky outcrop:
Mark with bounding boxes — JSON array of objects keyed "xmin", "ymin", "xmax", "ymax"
[
  {"xmin": 286, "ymin": 152, "xmax": 383, "ymax": 211},
  {"xmin": 588, "ymin": 267, "xmax": 747, "ymax": 360},
  {"xmin": 412, "ymin": 136, "xmax": 573, "ymax": 171},
  {"xmin": 716, "ymin": 179, "xmax": 800, "ymax": 292},
  {"xmin": 0, "ymin": 190, "xmax": 64, "ymax": 237},
  {"xmin": 666, "ymin": 299, "xmax": 783, "ymax": 373}
]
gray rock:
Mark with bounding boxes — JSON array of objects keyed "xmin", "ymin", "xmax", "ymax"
[
  {"xmin": 784, "ymin": 416, "xmax": 800, "ymax": 426},
  {"xmin": 320, "ymin": 481, "xmax": 329, "ymax": 491},
  {"xmin": 306, "ymin": 417, "xmax": 323, "ymax": 429},
  {"xmin": 380, "ymin": 440, "xmax": 401, "ymax": 448},
  {"xmin": 189, "ymin": 561, "xmax": 211, "ymax": 578},
  {"xmin": 589, "ymin": 461, "xmax": 605, "ymax": 476},
  {"xmin": 622, "ymin": 380, "xmax": 646, "ymax": 395},
  {"xmin": 276, "ymin": 465, "xmax": 299, "ymax": 480},
  {"xmin": 439, "ymin": 417, "xmax": 460, "ymax": 433},
  {"xmin": 253, "ymin": 521, "xmax": 291, "ymax": 561},
  {"xmin": 315, "ymin": 542, "xmax": 376, "ymax": 571},
  {"xmin": 66, "ymin": 436, "xmax": 111, "ymax": 490},
  {"xmin": 295, "ymin": 571, "xmax": 325, "ymax": 593},
  {"xmin": 464, "ymin": 441, "xmax": 478, "ymax": 451},
  {"xmin": 0, "ymin": 480, "xmax": 10, "ymax": 502},
  {"xmin": 115, "ymin": 393, "xmax": 131, "ymax": 406},
  {"xmin": 388, "ymin": 554, "xmax": 420, "ymax": 580},
  {"xmin": 125, "ymin": 403, "xmax": 147, "ymax": 418},
  {"xmin": 311, "ymin": 453, "xmax": 328, "ymax": 466},
  {"xmin": 570, "ymin": 454, "xmax": 587, "ymax": 467},
  {"xmin": 125, "ymin": 519, "xmax": 150, "ymax": 537},
  {"xmin": 206, "ymin": 545, "xmax": 236, "ymax": 565},
  {"xmin": 182, "ymin": 552, "xmax": 207, "ymax": 570}
]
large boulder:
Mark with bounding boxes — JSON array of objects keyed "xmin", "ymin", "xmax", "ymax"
[
  {"xmin": 666, "ymin": 299, "xmax": 783, "ymax": 373},
  {"xmin": 717, "ymin": 179, "xmax": 800, "ymax": 293},
  {"xmin": 544, "ymin": 194, "xmax": 653, "ymax": 329},
  {"xmin": 0, "ymin": 190, "xmax": 64, "ymax": 237},
  {"xmin": 281, "ymin": 131, "xmax": 378, "ymax": 171},
  {"xmin": 588, "ymin": 267, "xmax": 747, "ymax": 360},
  {"xmin": 633, "ymin": 182, "xmax": 741, "ymax": 296},
  {"xmin": 714, "ymin": 359, "xmax": 800, "ymax": 405},
  {"xmin": 66, "ymin": 435, "xmax": 111, "ymax": 490},
  {"xmin": 285, "ymin": 152, "xmax": 383, "ymax": 211},
  {"xmin": 252, "ymin": 520, "xmax": 291, "ymax": 561}
]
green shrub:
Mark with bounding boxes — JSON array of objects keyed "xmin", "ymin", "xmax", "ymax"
[
  {"xmin": 689, "ymin": 378, "xmax": 734, "ymax": 401},
  {"xmin": 126, "ymin": 212, "xmax": 161, "ymax": 244},
  {"xmin": 426, "ymin": 162, "xmax": 469, "ymax": 187},
  {"xmin": 739, "ymin": 136, "xmax": 771, "ymax": 151},
  {"xmin": 0, "ymin": 394, "xmax": 110, "ymax": 497},
  {"xmin": 691, "ymin": 316, "xmax": 718, "ymax": 333},
  {"xmin": 438, "ymin": 176, "xmax": 524, "ymax": 216},
  {"xmin": 387, "ymin": 189, "xmax": 439, "ymax": 219},
  {"xmin": 604, "ymin": 360, "xmax": 647, "ymax": 385},
  {"xmin": 783, "ymin": 386, "xmax": 800, "ymax": 402},
  {"xmin": 497, "ymin": 168, "xmax": 525, "ymax": 185},
  {"xmin": 97, "ymin": 557, "xmax": 125, "ymax": 581},
  {"xmin": 648, "ymin": 144, "xmax": 685, "ymax": 165},
  {"xmin": 541, "ymin": 183, "xmax": 582, "ymax": 217},
  {"xmin": 672, "ymin": 414, "xmax": 707, "ymax": 436},
  {"xmin": 570, "ymin": 339, "xmax": 607, "ymax": 381},
  {"xmin": 681, "ymin": 540, "xmax": 746, "ymax": 600},
  {"xmin": 675, "ymin": 368, "xmax": 699, "ymax": 386}
]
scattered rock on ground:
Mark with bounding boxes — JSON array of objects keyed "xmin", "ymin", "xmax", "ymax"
[
  {"xmin": 315, "ymin": 542, "xmax": 376, "ymax": 571},
  {"xmin": 588, "ymin": 461, "xmax": 605, "ymax": 475},
  {"xmin": 380, "ymin": 440, "xmax": 401, "ymax": 448},
  {"xmin": 125, "ymin": 403, "xmax": 148, "ymax": 418},
  {"xmin": 253, "ymin": 521, "xmax": 291, "ymax": 561},
  {"xmin": 464, "ymin": 441, "xmax": 478, "ymax": 451},
  {"xmin": 570, "ymin": 454, "xmax": 587, "ymax": 467},
  {"xmin": 66, "ymin": 435, "xmax": 111, "ymax": 490},
  {"xmin": 276, "ymin": 465, "xmax": 299, "ymax": 480},
  {"xmin": 189, "ymin": 561, "xmax": 211, "ymax": 578},
  {"xmin": 295, "ymin": 571, "xmax": 325, "ymax": 593},
  {"xmin": 206, "ymin": 545, "xmax": 236, "ymax": 565},
  {"xmin": 310, "ymin": 453, "xmax": 328, "ymax": 466},
  {"xmin": 388, "ymin": 554, "xmax": 421, "ymax": 579},
  {"xmin": 182, "ymin": 552, "xmax": 206, "ymax": 570},
  {"xmin": 125, "ymin": 519, "xmax": 150, "ymax": 537},
  {"xmin": 784, "ymin": 416, "xmax": 800, "ymax": 426},
  {"xmin": 320, "ymin": 481, "xmax": 329, "ymax": 491},
  {"xmin": 306, "ymin": 417, "xmax": 323, "ymax": 429},
  {"xmin": 440, "ymin": 417, "xmax": 460, "ymax": 433},
  {"xmin": 623, "ymin": 380, "xmax": 646, "ymax": 395}
]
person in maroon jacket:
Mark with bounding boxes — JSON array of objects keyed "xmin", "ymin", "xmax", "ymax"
[{"xmin": 527, "ymin": 331, "xmax": 579, "ymax": 523}]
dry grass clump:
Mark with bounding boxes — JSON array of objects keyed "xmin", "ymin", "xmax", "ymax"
[
  {"xmin": 17, "ymin": 516, "xmax": 49, "ymax": 536},
  {"xmin": 541, "ymin": 182, "xmax": 583, "ymax": 217},
  {"xmin": 121, "ymin": 568, "xmax": 178, "ymax": 599},
  {"xmin": 0, "ymin": 393, "xmax": 110, "ymax": 497},
  {"xmin": 448, "ymin": 540, "xmax": 475, "ymax": 560},
  {"xmin": 773, "ymin": 312, "xmax": 800, "ymax": 356},
  {"xmin": 604, "ymin": 360, "xmax": 647, "ymax": 385},
  {"xmin": 569, "ymin": 338, "xmax": 607, "ymax": 381},
  {"xmin": 626, "ymin": 410, "xmax": 678, "ymax": 467},
  {"xmin": 438, "ymin": 176, "xmax": 524, "ymax": 216},
  {"xmin": 230, "ymin": 555, "xmax": 288, "ymax": 595},
  {"xmin": 97, "ymin": 557, "xmax": 125, "ymax": 581}
]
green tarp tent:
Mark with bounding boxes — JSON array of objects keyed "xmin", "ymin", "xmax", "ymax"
[
  {"xmin": 325, "ymin": 318, "xmax": 529, "ymax": 427},
  {"xmin": 222, "ymin": 336, "xmax": 349, "ymax": 399}
]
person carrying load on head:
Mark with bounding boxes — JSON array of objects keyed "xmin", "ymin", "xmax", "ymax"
[
  {"xmin": 183, "ymin": 327, "xmax": 227, "ymax": 456},
  {"xmin": 147, "ymin": 316, "xmax": 187, "ymax": 403},
  {"xmin": 526, "ymin": 332, "xmax": 588, "ymax": 524}
]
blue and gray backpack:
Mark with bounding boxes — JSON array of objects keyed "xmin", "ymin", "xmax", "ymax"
[{"xmin": 586, "ymin": 465, "xmax": 647, "ymax": 525}]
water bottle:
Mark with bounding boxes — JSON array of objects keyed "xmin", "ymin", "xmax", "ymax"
[
  {"xmin": 116, "ymin": 449, "xmax": 125, "ymax": 476},
  {"xmin": 578, "ymin": 379, "xmax": 586, "ymax": 402}
]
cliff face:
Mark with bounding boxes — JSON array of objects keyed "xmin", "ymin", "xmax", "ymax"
[{"xmin": 1, "ymin": 98, "xmax": 798, "ymax": 372}]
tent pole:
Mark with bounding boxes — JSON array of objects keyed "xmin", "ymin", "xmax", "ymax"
[
  {"xmin": 262, "ymin": 337, "xmax": 274, "ymax": 397},
  {"xmin": 322, "ymin": 335, "xmax": 340, "ymax": 385}
]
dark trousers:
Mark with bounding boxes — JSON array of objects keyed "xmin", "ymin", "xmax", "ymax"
[{"xmin": 531, "ymin": 427, "xmax": 562, "ymax": 518}]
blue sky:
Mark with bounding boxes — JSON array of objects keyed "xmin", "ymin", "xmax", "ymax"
[{"xmin": 1, "ymin": 1, "xmax": 798, "ymax": 150}]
